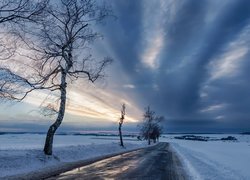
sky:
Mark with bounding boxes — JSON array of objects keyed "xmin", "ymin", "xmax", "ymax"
[{"xmin": 1, "ymin": 0, "xmax": 250, "ymax": 133}]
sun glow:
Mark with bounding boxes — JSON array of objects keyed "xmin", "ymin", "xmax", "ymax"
[
  {"xmin": 21, "ymin": 84, "xmax": 142, "ymax": 124},
  {"xmin": 66, "ymin": 87, "xmax": 140, "ymax": 123}
]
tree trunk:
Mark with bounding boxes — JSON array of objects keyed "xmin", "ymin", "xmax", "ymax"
[
  {"xmin": 119, "ymin": 123, "xmax": 123, "ymax": 147},
  {"xmin": 43, "ymin": 72, "xmax": 67, "ymax": 155},
  {"xmin": 148, "ymin": 134, "xmax": 151, "ymax": 145}
]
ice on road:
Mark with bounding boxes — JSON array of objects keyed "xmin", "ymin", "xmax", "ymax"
[{"xmin": 47, "ymin": 142, "xmax": 187, "ymax": 180}]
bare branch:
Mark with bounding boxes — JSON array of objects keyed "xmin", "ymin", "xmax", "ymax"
[
  {"xmin": 0, "ymin": 0, "xmax": 48, "ymax": 24},
  {"xmin": 0, "ymin": 0, "xmax": 113, "ymax": 155}
]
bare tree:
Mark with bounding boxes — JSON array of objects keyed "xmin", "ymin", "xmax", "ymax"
[
  {"xmin": 0, "ymin": 0, "xmax": 48, "ymax": 24},
  {"xmin": 139, "ymin": 106, "xmax": 164, "ymax": 145},
  {"xmin": 0, "ymin": 0, "xmax": 112, "ymax": 155},
  {"xmin": 150, "ymin": 120, "xmax": 163, "ymax": 143},
  {"xmin": 0, "ymin": 0, "xmax": 48, "ymax": 60},
  {"xmin": 118, "ymin": 103, "xmax": 125, "ymax": 147}
]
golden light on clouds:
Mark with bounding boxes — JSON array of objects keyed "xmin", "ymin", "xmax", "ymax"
[
  {"xmin": 0, "ymin": 17, "xmax": 144, "ymax": 128},
  {"xmin": 66, "ymin": 85, "xmax": 141, "ymax": 123},
  {"xmin": 22, "ymin": 83, "xmax": 142, "ymax": 124}
]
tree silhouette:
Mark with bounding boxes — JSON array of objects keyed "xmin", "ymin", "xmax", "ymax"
[
  {"xmin": 0, "ymin": 0, "xmax": 113, "ymax": 155},
  {"xmin": 119, "ymin": 103, "xmax": 125, "ymax": 147},
  {"xmin": 139, "ymin": 106, "xmax": 164, "ymax": 145}
]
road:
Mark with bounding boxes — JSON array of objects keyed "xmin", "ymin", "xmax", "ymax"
[{"xmin": 47, "ymin": 142, "xmax": 188, "ymax": 180}]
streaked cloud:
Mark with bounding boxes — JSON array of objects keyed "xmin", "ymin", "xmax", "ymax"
[
  {"xmin": 209, "ymin": 46, "xmax": 248, "ymax": 80},
  {"xmin": 1, "ymin": 0, "xmax": 250, "ymax": 132},
  {"xmin": 141, "ymin": 33, "xmax": 164, "ymax": 69},
  {"xmin": 123, "ymin": 84, "xmax": 135, "ymax": 89},
  {"xmin": 201, "ymin": 104, "xmax": 227, "ymax": 113},
  {"xmin": 140, "ymin": 0, "xmax": 171, "ymax": 69}
]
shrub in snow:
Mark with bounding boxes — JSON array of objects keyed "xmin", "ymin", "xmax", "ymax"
[{"xmin": 220, "ymin": 136, "xmax": 237, "ymax": 141}]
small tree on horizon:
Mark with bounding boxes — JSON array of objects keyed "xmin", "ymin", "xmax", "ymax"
[
  {"xmin": 150, "ymin": 121, "xmax": 163, "ymax": 143},
  {"xmin": 118, "ymin": 103, "xmax": 125, "ymax": 147},
  {"xmin": 139, "ymin": 106, "xmax": 164, "ymax": 145}
]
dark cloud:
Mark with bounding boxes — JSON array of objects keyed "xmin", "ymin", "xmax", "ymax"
[
  {"xmin": 103, "ymin": 0, "xmax": 250, "ymax": 132},
  {"xmin": 1, "ymin": 0, "xmax": 250, "ymax": 133},
  {"xmin": 102, "ymin": 1, "xmax": 143, "ymax": 75}
]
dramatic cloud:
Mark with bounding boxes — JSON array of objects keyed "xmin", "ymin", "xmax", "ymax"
[
  {"xmin": 99, "ymin": 0, "xmax": 250, "ymax": 132},
  {"xmin": 1, "ymin": 0, "xmax": 250, "ymax": 132}
]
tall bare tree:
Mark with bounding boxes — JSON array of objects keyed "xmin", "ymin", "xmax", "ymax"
[
  {"xmin": 118, "ymin": 103, "xmax": 125, "ymax": 147},
  {"xmin": 0, "ymin": 0, "xmax": 112, "ymax": 155}
]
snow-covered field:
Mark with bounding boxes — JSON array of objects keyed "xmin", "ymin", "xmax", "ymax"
[
  {"xmin": 1, "ymin": 133, "xmax": 249, "ymax": 179},
  {"xmin": 162, "ymin": 134, "xmax": 250, "ymax": 180},
  {"xmin": 0, "ymin": 133, "xmax": 139, "ymax": 150},
  {"xmin": 0, "ymin": 134, "xmax": 146, "ymax": 178}
]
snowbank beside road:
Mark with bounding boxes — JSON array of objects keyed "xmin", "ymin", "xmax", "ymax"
[
  {"xmin": 163, "ymin": 134, "xmax": 250, "ymax": 180},
  {"xmin": 0, "ymin": 139, "xmax": 146, "ymax": 178}
]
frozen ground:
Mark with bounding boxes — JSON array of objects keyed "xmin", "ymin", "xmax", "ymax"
[
  {"xmin": 0, "ymin": 133, "xmax": 139, "ymax": 150},
  {"xmin": 162, "ymin": 134, "xmax": 250, "ymax": 180},
  {"xmin": 1, "ymin": 133, "xmax": 249, "ymax": 179},
  {"xmin": 0, "ymin": 134, "xmax": 146, "ymax": 178}
]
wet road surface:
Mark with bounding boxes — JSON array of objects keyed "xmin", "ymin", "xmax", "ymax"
[{"xmin": 47, "ymin": 142, "xmax": 188, "ymax": 180}]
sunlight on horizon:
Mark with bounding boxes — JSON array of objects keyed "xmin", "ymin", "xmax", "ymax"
[{"xmin": 6, "ymin": 83, "xmax": 143, "ymax": 125}]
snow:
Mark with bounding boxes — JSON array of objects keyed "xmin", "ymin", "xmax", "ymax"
[
  {"xmin": 162, "ymin": 134, "xmax": 250, "ymax": 180},
  {"xmin": 1, "ymin": 133, "xmax": 250, "ymax": 179},
  {"xmin": 0, "ymin": 134, "xmax": 146, "ymax": 178},
  {"xmin": 0, "ymin": 134, "xmax": 139, "ymax": 150}
]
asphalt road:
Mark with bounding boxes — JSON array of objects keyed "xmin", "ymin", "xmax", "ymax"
[{"xmin": 47, "ymin": 142, "xmax": 188, "ymax": 180}]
